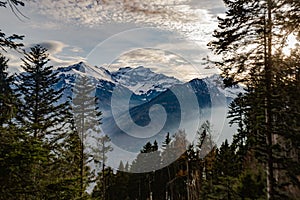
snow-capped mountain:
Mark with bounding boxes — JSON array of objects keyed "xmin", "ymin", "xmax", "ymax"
[
  {"xmin": 57, "ymin": 62, "xmax": 243, "ymax": 101},
  {"xmin": 203, "ymin": 74, "xmax": 244, "ymax": 99},
  {"xmin": 110, "ymin": 66, "xmax": 182, "ymax": 95},
  {"xmin": 54, "ymin": 61, "xmax": 243, "ymax": 151},
  {"xmin": 58, "ymin": 62, "xmax": 181, "ymax": 96}
]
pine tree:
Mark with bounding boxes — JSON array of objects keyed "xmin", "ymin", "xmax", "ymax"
[
  {"xmin": 92, "ymin": 167, "xmax": 115, "ymax": 200},
  {"xmin": 0, "ymin": 54, "xmax": 15, "ymax": 125},
  {"xmin": 15, "ymin": 45, "xmax": 71, "ymax": 141},
  {"xmin": 128, "ymin": 141, "xmax": 162, "ymax": 200},
  {"xmin": 45, "ymin": 119, "xmax": 87, "ymax": 199},
  {"xmin": 235, "ymin": 168, "xmax": 266, "ymax": 200},
  {"xmin": 70, "ymin": 74, "xmax": 103, "ymax": 197},
  {"xmin": 93, "ymin": 162, "xmax": 130, "ymax": 200},
  {"xmin": 201, "ymin": 140, "xmax": 240, "ymax": 200},
  {"xmin": 163, "ymin": 130, "xmax": 189, "ymax": 200},
  {"xmin": 209, "ymin": 0, "xmax": 300, "ymax": 198},
  {"xmin": 0, "ymin": 2, "xmax": 26, "ymax": 197},
  {"xmin": 92, "ymin": 134, "xmax": 113, "ymax": 199},
  {"xmin": 14, "ymin": 45, "xmax": 72, "ymax": 198},
  {"xmin": 197, "ymin": 120, "xmax": 215, "ymax": 159},
  {"xmin": 269, "ymin": 48, "xmax": 300, "ymax": 197}
]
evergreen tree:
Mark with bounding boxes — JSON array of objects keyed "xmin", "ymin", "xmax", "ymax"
[
  {"xmin": 0, "ymin": 54, "xmax": 15, "ymax": 125},
  {"xmin": 15, "ymin": 45, "xmax": 71, "ymax": 141},
  {"xmin": 201, "ymin": 140, "xmax": 240, "ymax": 200},
  {"xmin": 162, "ymin": 132, "xmax": 171, "ymax": 150},
  {"xmin": 92, "ymin": 167, "xmax": 115, "ymax": 200},
  {"xmin": 14, "ymin": 45, "xmax": 72, "ymax": 198},
  {"xmin": 209, "ymin": 0, "xmax": 300, "ymax": 198},
  {"xmin": 128, "ymin": 141, "xmax": 162, "ymax": 200},
  {"xmin": 235, "ymin": 168, "xmax": 266, "ymax": 200},
  {"xmin": 70, "ymin": 74, "xmax": 103, "ymax": 196},
  {"xmin": 197, "ymin": 120, "xmax": 215, "ymax": 158},
  {"xmin": 46, "ymin": 119, "xmax": 89, "ymax": 199},
  {"xmin": 92, "ymin": 134, "xmax": 113, "ymax": 199},
  {"xmin": 0, "ymin": 2, "xmax": 31, "ymax": 198},
  {"xmin": 163, "ymin": 130, "xmax": 189, "ymax": 200}
]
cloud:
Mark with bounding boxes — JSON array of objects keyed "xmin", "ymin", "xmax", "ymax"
[
  {"xmin": 34, "ymin": 40, "xmax": 66, "ymax": 54},
  {"xmin": 104, "ymin": 47, "xmax": 218, "ymax": 81},
  {"xmin": 84, "ymin": 27, "xmax": 220, "ymax": 81},
  {"xmin": 33, "ymin": 41, "xmax": 85, "ymax": 68},
  {"xmin": 3, "ymin": 0, "xmax": 224, "ymax": 78},
  {"xmin": 6, "ymin": 40, "xmax": 85, "ymax": 74},
  {"xmin": 26, "ymin": 0, "xmax": 223, "ymax": 44}
]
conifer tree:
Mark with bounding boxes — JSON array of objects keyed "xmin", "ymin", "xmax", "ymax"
[
  {"xmin": 15, "ymin": 45, "xmax": 71, "ymax": 141},
  {"xmin": 0, "ymin": 55, "xmax": 28, "ymax": 198},
  {"xmin": 14, "ymin": 45, "xmax": 72, "ymax": 198},
  {"xmin": 0, "ymin": 54, "xmax": 15, "ymax": 125},
  {"xmin": 92, "ymin": 134, "xmax": 113, "ymax": 199},
  {"xmin": 71, "ymin": 74, "xmax": 107, "ymax": 197},
  {"xmin": 209, "ymin": 0, "xmax": 300, "ymax": 198}
]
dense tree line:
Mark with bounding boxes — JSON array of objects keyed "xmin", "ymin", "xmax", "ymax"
[
  {"xmin": 0, "ymin": 1, "xmax": 109, "ymax": 195},
  {"xmin": 208, "ymin": 0, "xmax": 300, "ymax": 199},
  {"xmin": 89, "ymin": 123, "xmax": 264, "ymax": 200},
  {"xmin": 0, "ymin": 43, "xmax": 96, "ymax": 199}
]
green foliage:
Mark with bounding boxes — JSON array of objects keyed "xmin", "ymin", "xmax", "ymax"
[
  {"xmin": 0, "ymin": 54, "xmax": 16, "ymax": 124},
  {"xmin": 15, "ymin": 45, "xmax": 71, "ymax": 140},
  {"xmin": 235, "ymin": 169, "xmax": 266, "ymax": 200},
  {"xmin": 70, "ymin": 74, "xmax": 104, "ymax": 197},
  {"xmin": 210, "ymin": 0, "xmax": 300, "ymax": 199}
]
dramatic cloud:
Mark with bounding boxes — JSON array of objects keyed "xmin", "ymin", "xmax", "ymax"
[
  {"xmin": 29, "ymin": 40, "xmax": 85, "ymax": 67},
  {"xmin": 2, "ymin": 0, "xmax": 225, "ymax": 78},
  {"xmin": 28, "ymin": 40, "xmax": 66, "ymax": 54},
  {"xmin": 26, "ymin": 0, "xmax": 224, "ymax": 45},
  {"xmin": 86, "ymin": 27, "xmax": 220, "ymax": 81},
  {"xmin": 6, "ymin": 40, "xmax": 85, "ymax": 74}
]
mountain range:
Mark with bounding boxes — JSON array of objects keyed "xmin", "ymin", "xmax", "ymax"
[{"xmin": 55, "ymin": 61, "xmax": 244, "ymax": 152}]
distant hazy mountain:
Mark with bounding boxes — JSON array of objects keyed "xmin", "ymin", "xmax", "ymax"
[{"xmin": 54, "ymin": 61, "xmax": 243, "ymax": 151}]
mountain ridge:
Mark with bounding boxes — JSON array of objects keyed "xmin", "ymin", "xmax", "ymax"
[{"xmin": 53, "ymin": 61, "xmax": 243, "ymax": 151}]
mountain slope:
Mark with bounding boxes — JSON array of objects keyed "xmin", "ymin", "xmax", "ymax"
[{"xmin": 53, "ymin": 62, "xmax": 243, "ymax": 152}]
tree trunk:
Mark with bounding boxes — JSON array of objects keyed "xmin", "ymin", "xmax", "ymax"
[{"xmin": 265, "ymin": 0, "xmax": 275, "ymax": 199}]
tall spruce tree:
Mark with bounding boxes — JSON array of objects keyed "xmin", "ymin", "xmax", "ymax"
[
  {"xmin": 71, "ymin": 74, "xmax": 104, "ymax": 197},
  {"xmin": 15, "ymin": 45, "xmax": 71, "ymax": 141},
  {"xmin": 209, "ymin": 0, "xmax": 300, "ymax": 199},
  {"xmin": 14, "ymin": 45, "xmax": 72, "ymax": 198},
  {"xmin": 0, "ymin": 2, "xmax": 28, "ymax": 197},
  {"xmin": 92, "ymin": 134, "xmax": 113, "ymax": 200},
  {"xmin": 0, "ymin": 54, "xmax": 15, "ymax": 124},
  {"xmin": 0, "ymin": 54, "xmax": 29, "ymax": 199}
]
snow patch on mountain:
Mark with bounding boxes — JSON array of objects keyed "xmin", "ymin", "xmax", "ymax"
[
  {"xmin": 55, "ymin": 62, "xmax": 245, "ymax": 109},
  {"xmin": 57, "ymin": 63, "xmax": 182, "ymax": 96},
  {"xmin": 203, "ymin": 74, "xmax": 244, "ymax": 99},
  {"xmin": 58, "ymin": 61, "xmax": 112, "ymax": 83},
  {"xmin": 111, "ymin": 66, "xmax": 182, "ymax": 95}
]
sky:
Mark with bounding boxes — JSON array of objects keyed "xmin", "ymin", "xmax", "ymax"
[{"xmin": 0, "ymin": 0, "xmax": 226, "ymax": 81}]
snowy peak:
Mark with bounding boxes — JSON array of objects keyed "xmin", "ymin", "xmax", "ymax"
[
  {"xmin": 57, "ymin": 61, "xmax": 112, "ymax": 82},
  {"xmin": 203, "ymin": 74, "xmax": 244, "ymax": 99},
  {"xmin": 57, "ymin": 63, "xmax": 182, "ymax": 95},
  {"xmin": 56, "ymin": 62, "xmax": 243, "ymax": 100},
  {"xmin": 111, "ymin": 66, "xmax": 182, "ymax": 94},
  {"xmin": 58, "ymin": 61, "xmax": 87, "ymax": 73}
]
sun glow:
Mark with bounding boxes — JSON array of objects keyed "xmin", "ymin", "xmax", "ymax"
[{"xmin": 282, "ymin": 34, "xmax": 299, "ymax": 56}]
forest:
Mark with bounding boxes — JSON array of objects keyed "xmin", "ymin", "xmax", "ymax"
[{"xmin": 0, "ymin": 0, "xmax": 300, "ymax": 199}]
